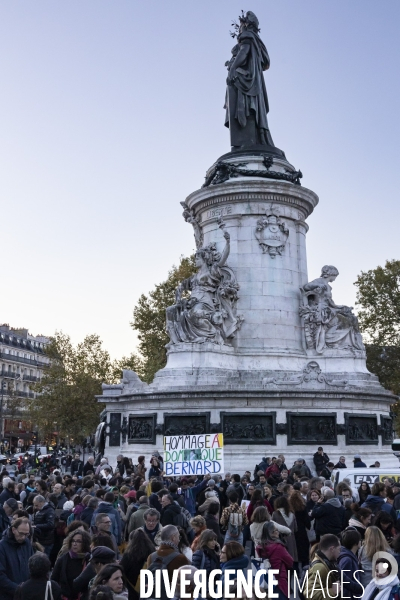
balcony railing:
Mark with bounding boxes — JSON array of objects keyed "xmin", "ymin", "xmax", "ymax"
[
  {"xmin": 0, "ymin": 351, "xmax": 48, "ymax": 368},
  {"xmin": 1, "ymin": 371, "xmax": 21, "ymax": 379},
  {"xmin": 22, "ymin": 374, "xmax": 37, "ymax": 382},
  {"xmin": 17, "ymin": 391, "xmax": 35, "ymax": 398}
]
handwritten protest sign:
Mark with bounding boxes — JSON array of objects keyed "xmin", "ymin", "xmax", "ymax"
[{"xmin": 163, "ymin": 433, "xmax": 224, "ymax": 476}]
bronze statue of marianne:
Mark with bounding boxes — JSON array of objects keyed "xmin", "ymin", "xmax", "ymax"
[{"xmin": 224, "ymin": 11, "xmax": 275, "ymax": 151}]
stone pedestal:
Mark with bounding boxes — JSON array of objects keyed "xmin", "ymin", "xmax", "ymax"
[{"xmin": 98, "ymin": 152, "xmax": 396, "ymax": 470}]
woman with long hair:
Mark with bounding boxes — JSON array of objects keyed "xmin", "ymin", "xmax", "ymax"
[
  {"xmin": 93, "ymin": 564, "xmax": 128, "ymax": 600},
  {"xmin": 52, "ymin": 529, "xmax": 92, "ymax": 600},
  {"xmin": 256, "ymin": 521, "xmax": 293, "ymax": 600},
  {"xmin": 290, "ymin": 491, "xmax": 311, "ymax": 567},
  {"xmin": 177, "ymin": 526, "xmax": 192, "ymax": 561},
  {"xmin": 348, "ymin": 504, "xmax": 372, "ymax": 540},
  {"xmin": 358, "ymin": 482, "xmax": 371, "ymax": 505},
  {"xmin": 192, "ymin": 529, "xmax": 220, "ymax": 575},
  {"xmin": 246, "ymin": 489, "xmax": 272, "ymax": 522},
  {"xmin": 358, "ymin": 526, "xmax": 393, "ymax": 587},
  {"xmin": 120, "ymin": 528, "xmax": 155, "ymax": 600},
  {"xmin": 272, "ymin": 496, "xmax": 298, "ymax": 563},
  {"xmin": 250, "ymin": 506, "xmax": 291, "ymax": 549}
]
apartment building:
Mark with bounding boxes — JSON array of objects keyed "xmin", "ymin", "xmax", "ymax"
[{"xmin": 0, "ymin": 324, "xmax": 50, "ymax": 447}]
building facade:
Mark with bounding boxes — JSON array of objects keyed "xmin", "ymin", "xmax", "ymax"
[{"xmin": 0, "ymin": 324, "xmax": 50, "ymax": 450}]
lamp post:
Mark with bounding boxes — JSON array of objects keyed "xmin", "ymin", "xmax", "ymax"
[{"xmin": 0, "ymin": 379, "xmax": 6, "ymax": 452}]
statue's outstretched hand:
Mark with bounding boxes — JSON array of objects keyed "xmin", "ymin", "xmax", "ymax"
[{"xmin": 223, "ymin": 230, "xmax": 230, "ymax": 241}]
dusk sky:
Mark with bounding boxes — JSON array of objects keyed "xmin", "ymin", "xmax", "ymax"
[{"xmin": 1, "ymin": 1, "xmax": 399, "ymax": 359}]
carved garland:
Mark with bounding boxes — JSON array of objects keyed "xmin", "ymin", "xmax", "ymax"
[{"xmin": 203, "ymin": 156, "xmax": 302, "ymax": 188}]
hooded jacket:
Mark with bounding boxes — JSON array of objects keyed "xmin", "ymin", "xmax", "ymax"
[
  {"xmin": 0, "ymin": 529, "xmax": 34, "ymax": 600},
  {"xmin": 92, "ymin": 502, "xmax": 122, "ymax": 544},
  {"xmin": 311, "ymin": 497, "xmax": 345, "ymax": 536},
  {"xmin": 160, "ymin": 502, "xmax": 182, "ymax": 527},
  {"xmin": 337, "ymin": 547, "xmax": 364, "ymax": 600},
  {"xmin": 362, "ymin": 495, "xmax": 397, "ymax": 519}
]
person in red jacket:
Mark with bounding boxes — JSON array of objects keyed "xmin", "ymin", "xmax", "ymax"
[
  {"xmin": 247, "ymin": 489, "xmax": 273, "ymax": 521},
  {"xmin": 256, "ymin": 520, "xmax": 293, "ymax": 600},
  {"xmin": 265, "ymin": 458, "xmax": 282, "ymax": 479}
]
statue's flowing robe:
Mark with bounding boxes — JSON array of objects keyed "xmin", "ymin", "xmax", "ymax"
[{"xmin": 225, "ymin": 30, "xmax": 270, "ymax": 140}]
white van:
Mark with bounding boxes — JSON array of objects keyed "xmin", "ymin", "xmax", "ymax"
[{"xmin": 333, "ymin": 468, "xmax": 400, "ymax": 489}]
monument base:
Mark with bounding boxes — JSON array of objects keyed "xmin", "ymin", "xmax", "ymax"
[{"xmin": 98, "ymin": 377, "xmax": 396, "ymax": 472}]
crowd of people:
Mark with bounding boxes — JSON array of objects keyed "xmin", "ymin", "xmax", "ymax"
[{"xmin": 0, "ymin": 448, "xmax": 398, "ymax": 600}]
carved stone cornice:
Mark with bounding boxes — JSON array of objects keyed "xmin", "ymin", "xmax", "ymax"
[{"xmin": 186, "ymin": 180, "xmax": 319, "ymax": 221}]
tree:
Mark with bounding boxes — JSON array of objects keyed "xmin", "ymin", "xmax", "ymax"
[
  {"xmin": 131, "ymin": 255, "xmax": 196, "ymax": 383},
  {"xmin": 31, "ymin": 332, "xmax": 115, "ymax": 443},
  {"xmin": 355, "ymin": 259, "xmax": 400, "ymax": 401}
]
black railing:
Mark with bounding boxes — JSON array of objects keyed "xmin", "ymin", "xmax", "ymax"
[
  {"xmin": 16, "ymin": 391, "xmax": 34, "ymax": 398},
  {"xmin": 23, "ymin": 374, "xmax": 37, "ymax": 382},
  {"xmin": 0, "ymin": 352, "xmax": 48, "ymax": 368},
  {"xmin": 1, "ymin": 371, "xmax": 21, "ymax": 379}
]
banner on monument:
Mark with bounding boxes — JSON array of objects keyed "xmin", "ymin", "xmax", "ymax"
[{"xmin": 163, "ymin": 433, "xmax": 224, "ymax": 476}]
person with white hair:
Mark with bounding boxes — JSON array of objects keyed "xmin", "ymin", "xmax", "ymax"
[{"xmin": 95, "ymin": 458, "xmax": 111, "ymax": 476}]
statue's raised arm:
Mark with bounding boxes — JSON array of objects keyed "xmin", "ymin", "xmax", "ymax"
[{"xmin": 217, "ymin": 230, "xmax": 230, "ymax": 267}]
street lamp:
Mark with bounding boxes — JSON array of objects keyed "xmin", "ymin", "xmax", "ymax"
[{"xmin": 0, "ymin": 380, "xmax": 6, "ymax": 450}]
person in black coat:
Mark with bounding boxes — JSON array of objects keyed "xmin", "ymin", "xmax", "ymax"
[
  {"xmin": 0, "ymin": 518, "xmax": 34, "ymax": 600},
  {"xmin": 191, "ymin": 529, "xmax": 220, "ymax": 575},
  {"xmin": 32, "ymin": 496, "xmax": 55, "ymax": 555},
  {"xmin": 204, "ymin": 502, "xmax": 224, "ymax": 546},
  {"xmin": 337, "ymin": 529, "xmax": 363, "ymax": 600},
  {"xmin": 81, "ymin": 497, "xmax": 98, "ymax": 527},
  {"xmin": 72, "ymin": 545, "xmax": 116, "ymax": 600},
  {"xmin": 0, "ymin": 482, "xmax": 16, "ymax": 505},
  {"xmin": 320, "ymin": 463, "xmax": 335, "ymax": 481},
  {"xmin": 160, "ymin": 495, "xmax": 182, "ymax": 526},
  {"xmin": 311, "ymin": 490, "xmax": 345, "ymax": 539},
  {"xmin": 313, "ymin": 447, "xmax": 329, "ymax": 475},
  {"xmin": 15, "ymin": 552, "xmax": 61, "ymax": 600},
  {"xmin": 290, "ymin": 491, "xmax": 311, "ymax": 566},
  {"xmin": 52, "ymin": 530, "xmax": 91, "ymax": 600},
  {"xmin": 120, "ymin": 528, "xmax": 156, "ymax": 600},
  {"xmin": 70, "ymin": 454, "xmax": 83, "ymax": 476}
]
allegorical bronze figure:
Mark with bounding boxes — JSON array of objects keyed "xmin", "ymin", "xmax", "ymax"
[{"xmin": 224, "ymin": 11, "xmax": 275, "ymax": 151}]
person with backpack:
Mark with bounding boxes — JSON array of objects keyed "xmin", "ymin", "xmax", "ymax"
[
  {"xmin": 145, "ymin": 525, "xmax": 190, "ymax": 597},
  {"xmin": 220, "ymin": 491, "xmax": 248, "ymax": 545},
  {"xmin": 191, "ymin": 529, "xmax": 220, "ymax": 576},
  {"xmin": 304, "ymin": 534, "xmax": 341, "ymax": 600}
]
